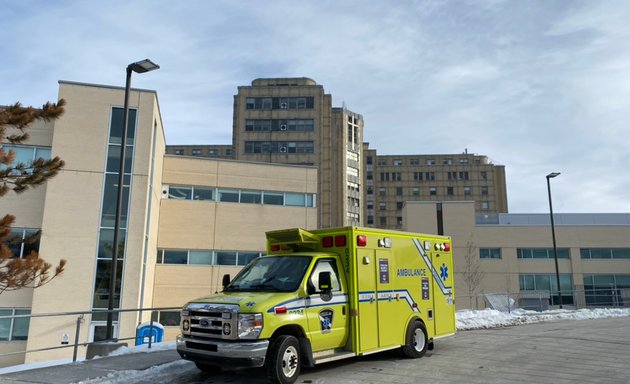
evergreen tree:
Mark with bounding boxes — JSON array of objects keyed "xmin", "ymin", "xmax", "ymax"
[{"xmin": 0, "ymin": 100, "xmax": 67, "ymax": 294}]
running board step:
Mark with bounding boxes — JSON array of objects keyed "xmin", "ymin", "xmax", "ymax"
[{"xmin": 313, "ymin": 349, "xmax": 356, "ymax": 364}]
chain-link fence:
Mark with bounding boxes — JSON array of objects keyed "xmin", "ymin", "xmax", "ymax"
[{"xmin": 458, "ymin": 287, "xmax": 630, "ymax": 311}]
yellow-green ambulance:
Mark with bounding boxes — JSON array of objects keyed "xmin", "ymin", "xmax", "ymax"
[{"xmin": 176, "ymin": 227, "xmax": 456, "ymax": 384}]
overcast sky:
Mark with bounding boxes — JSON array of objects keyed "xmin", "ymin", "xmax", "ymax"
[{"xmin": 2, "ymin": 0, "xmax": 629, "ymax": 214}]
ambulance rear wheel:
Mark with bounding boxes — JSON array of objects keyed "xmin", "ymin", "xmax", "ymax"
[
  {"xmin": 266, "ymin": 335, "xmax": 301, "ymax": 384},
  {"xmin": 402, "ymin": 320, "xmax": 428, "ymax": 358}
]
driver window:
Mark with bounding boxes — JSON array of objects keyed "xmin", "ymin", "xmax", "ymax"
[{"xmin": 309, "ymin": 259, "xmax": 341, "ymax": 293}]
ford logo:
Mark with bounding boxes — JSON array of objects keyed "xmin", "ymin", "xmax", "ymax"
[{"xmin": 200, "ymin": 318, "xmax": 210, "ymax": 327}]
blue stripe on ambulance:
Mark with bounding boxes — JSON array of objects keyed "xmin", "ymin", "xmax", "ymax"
[
  {"xmin": 267, "ymin": 294, "xmax": 349, "ymax": 313},
  {"xmin": 358, "ymin": 290, "xmax": 420, "ymax": 312}
]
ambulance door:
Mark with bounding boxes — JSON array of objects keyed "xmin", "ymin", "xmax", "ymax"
[
  {"xmin": 305, "ymin": 258, "xmax": 349, "ymax": 351},
  {"xmin": 375, "ymin": 250, "xmax": 399, "ymax": 347},
  {"xmin": 431, "ymin": 250, "xmax": 455, "ymax": 336},
  {"xmin": 357, "ymin": 250, "xmax": 378, "ymax": 352}
]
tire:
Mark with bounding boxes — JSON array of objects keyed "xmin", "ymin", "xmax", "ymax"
[
  {"xmin": 266, "ymin": 335, "xmax": 301, "ymax": 384},
  {"xmin": 401, "ymin": 320, "xmax": 428, "ymax": 358},
  {"xmin": 194, "ymin": 361, "xmax": 222, "ymax": 374}
]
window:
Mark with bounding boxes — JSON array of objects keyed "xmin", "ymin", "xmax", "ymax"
[
  {"xmin": 410, "ymin": 159, "xmax": 419, "ymax": 165},
  {"xmin": 396, "ymin": 202, "xmax": 404, "ymax": 210},
  {"xmin": 481, "ymin": 171, "xmax": 488, "ymax": 180},
  {"xmin": 174, "ymin": 149, "xmax": 184, "ymax": 155},
  {"xmin": 379, "ymin": 216, "xmax": 387, "ymax": 226},
  {"xmin": 168, "ymin": 186, "xmax": 192, "ymax": 200},
  {"xmin": 413, "ymin": 172, "xmax": 423, "ymax": 181},
  {"xmin": 480, "ymin": 248, "xmax": 501, "ymax": 259},
  {"xmin": 459, "ymin": 158, "xmax": 469, "ymax": 165},
  {"xmin": 367, "ymin": 203, "xmax": 374, "ymax": 210},
  {"xmin": 447, "ymin": 172, "xmax": 456, "ymax": 181},
  {"xmin": 216, "ymin": 251, "xmax": 237, "ymax": 265},
  {"xmin": 425, "ymin": 172, "xmax": 435, "ymax": 181},
  {"xmin": 393, "ymin": 160, "xmax": 403, "ymax": 166},
  {"xmin": 366, "ymin": 156, "xmax": 373, "ymax": 165},
  {"xmin": 4, "ymin": 229, "xmax": 40, "ymax": 258},
  {"xmin": 379, "ymin": 202, "xmax": 386, "ymax": 210},
  {"xmin": 427, "ymin": 159, "xmax": 436, "ymax": 165},
  {"xmin": 377, "ymin": 159, "xmax": 387, "ymax": 166},
  {"xmin": 481, "ymin": 201, "xmax": 489, "ymax": 210},
  {"xmin": 285, "ymin": 193, "xmax": 306, "ymax": 207},
  {"xmin": 379, "ymin": 187, "xmax": 386, "ymax": 196},
  {"xmin": 380, "ymin": 173, "xmax": 389, "ymax": 182},
  {"xmin": 447, "ymin": 187, "xmax": 454, "ymax": 196},
  {"xmin": 459, "ymin": 172, "xmax": 469, "ymax": 180},
  {"xmin": 0, "ymin": 145, "xmax": 53, "ymax": 175},
  {"xmin": 218, "ymin": 189, "xmax": 239, "ymax": 202},
  {"xmin": 397, "ymin": 216, "xmax": 403, "ymax": 226},
  {"xmin": 240, "ymin": 190, "xmax": 262, "ymax": 204},
  {"xmin": 192, "ymin": 187, "xmax": 214, "ymax": 201},
  {"xmin": 517, "ymin": 248, "xmax": 570, "ymax": 259},
  {"xmin": 463, "ymin": 187, "xmax": 471, "ymax": 195},
  {"xmin": 396, "ymin": 187, "xmax": 403, "ymax": 196},
  {"xmin": 443, "ymin": 159, "xmax": 452, "ymax": 165},
  {"xmin": 0, "ymin": 309, "xmax": 31, "ymax": 341},
  {"xmin": 481, "ymin": 186, "xmax": 488, "ymax": 195},
  {"xmin": 519, "ymin": 274, "xmax": 573, "ymax": 305},
  {"xmin": 367, "ymin": 215, "xmax": 374, "ymax": 225},
  {"xmin": 392, "ymin": 172, "xmax": 401, "ymax": 181},
  {"xmin": 308, "ymin": 259, "xmax": 341, "ymax": 293},
  {"xmin": 583, "ymin": 274, "xmax": 630, "ymax": 306},
  {"xmin": 412, "ymin": 187, "xmax": 420, "ymax": 196},
  {"xmin": 158, "ymin": 250, "xmax": 262, "ymax": 266},
  {"xmin": 366, "ymin": 171, "xmax": 373, "ymax": 180},
  {"xmin": 429, "ymin": 187, "xmax": 437, "ymax": 196},
  {"xmin": 580, "ymin": 248, "xmax": 630, "ymax": 259},
  {"xmin": 191, "ymin": 149, "xmax": 201, "ymax": 156},
  {"xmin": 263, "ymin": 192, "xmax": 284, "ymax": 205},
  {"xmin": 163, "ymin": 250, "xmax": 188, "ymax": 264}
]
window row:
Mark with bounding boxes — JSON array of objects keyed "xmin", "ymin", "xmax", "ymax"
[
  {"xmin": 580, "ymin": 248, "xmax": 630, "ymax": 259},
  {"xmin": 369, "ymin": 186, "xmax": 485, "ymax": 196},
  {"xmin": 378, "ymin": 171, "xmax": 488, "ymax": 182},
  {"xmin": 3, "ymin": 228, "xmax": 40, "ymax": 258},
  {"xmin": 480, "ymin": 248, "xmax": 502, "ymax": 259},
  {"xmin": 0, "ymin": 145, "xmax": 52, "ymax": 175},
  {"xmin": 245, "ymin": 119, "xmax": 314, "ymax": 132},
  {"xmin": 517, "ymin": 248, "xmax": 570, "ymax": 259},
  {"xmin": 244, "ymin": 141, "xmax": 314, "ymax": 154},
  {"xmin": 165, "ymin": 185, "xmax": 316, "ymax": 207},
  {"xmin": 157, "ymin": 249, "xmax": 262, "ymax": 266},
  {"xmin": 245, "ymin": 97, "xmax": 314, "ymax": 110},
  {"xmin": 378, "ymin": 158, "xmax": 479, "ymax": 166},
  {"xmin": 583, "ymin": 274, "xmax": 630, "ymax": 306},
  {"xmin": 0, "ymin": 308, "xmax": 30, "ymax": 341}
]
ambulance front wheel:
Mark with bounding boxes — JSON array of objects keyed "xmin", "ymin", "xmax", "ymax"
[
  {"xmin": 266, "ymin": 335, "xmax": 301, "ymax": 384},
  {"xmin": 401, "ymin": 320, "xmax": 428, "ymax": 358}
]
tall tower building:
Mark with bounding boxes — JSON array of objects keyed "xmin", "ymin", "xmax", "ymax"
[{"xmin": 232, "ymin": 78, "xmax": 364, "ymax": 228}]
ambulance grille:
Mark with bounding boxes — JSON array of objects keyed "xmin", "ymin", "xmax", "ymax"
[{"xmin": 185, "ymin": 303, "xmax": 239, "ymax": 341}]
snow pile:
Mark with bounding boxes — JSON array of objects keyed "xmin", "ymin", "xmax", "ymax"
[
  {"xmin": 456, "ymin": 307, "xmax": 630, "ymax": 330},
  {"xmin": 106, "ymin": 341, "xmax": 176, "ymax": 357},
  {"xmin": 75, "ymin": 359, "xmax": 190, "ymax": 384}
]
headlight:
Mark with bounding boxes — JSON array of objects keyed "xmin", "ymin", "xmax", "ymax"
[{"xmin": 238, "ymin": 313, "xmax": 263, "ymax": 339}]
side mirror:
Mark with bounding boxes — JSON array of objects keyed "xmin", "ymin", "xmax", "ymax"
[{"xmin": 222, "ymin": 274, "xmax": 230, "ymax": 289}]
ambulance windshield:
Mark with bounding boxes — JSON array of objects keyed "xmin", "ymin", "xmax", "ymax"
[{"xmin": 224, "ymin": 255, "xmax": 312, "ymax": 292}]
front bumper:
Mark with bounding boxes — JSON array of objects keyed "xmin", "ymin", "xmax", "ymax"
[{"xmin": 176, "ymin": 335, "xmax": 269, "ymax": 368}]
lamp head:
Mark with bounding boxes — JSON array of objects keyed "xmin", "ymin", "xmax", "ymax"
[
  {"xmin": 128, "ymin": 59, "xmax": 160, "ymax": 74},
  {"xmin": 546, "ymin": 172, "xmax": 561, "ymax": 179}
]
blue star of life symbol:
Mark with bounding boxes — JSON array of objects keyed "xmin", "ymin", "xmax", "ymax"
[
  {"xmin": 246, "ymin": 301, "xmax": 255, "ymax": 307},
  {"xmin": 440, "ymin": 264, "xmax": 448, "ymax": 281}
]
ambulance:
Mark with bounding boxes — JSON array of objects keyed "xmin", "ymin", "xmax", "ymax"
[{"xmin": 176, "ymin": 227, "xmax": 456, "ymax": 384}]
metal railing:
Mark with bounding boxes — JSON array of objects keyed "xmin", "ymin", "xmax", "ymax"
[{"xmin": 0, "ymin": 306, "xmax": 180, "ymax": 364}]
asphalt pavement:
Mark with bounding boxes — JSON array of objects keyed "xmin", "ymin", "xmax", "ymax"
[{"xmin": 1, "ymin": 316, "xmax": 629, "ymax": 384}]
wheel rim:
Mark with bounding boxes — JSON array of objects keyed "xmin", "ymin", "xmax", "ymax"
[
  {"xmin": 413, "ymin": 328, "xmax": 425, "ymax": 352},
  {"xmin": 281, "ymin": 345, "xmax": 299, "ymax": 377}
]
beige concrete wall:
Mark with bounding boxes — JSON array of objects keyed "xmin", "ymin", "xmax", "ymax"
[
  {"xmin": 22, "ymin": 82, "xmax": 164, "ymax": 363},
  {"xmin": 404, "ymin": 201, "xmax": 630, "ymax": 309},
  {"xmin": 154, "ymin": 157, "xmax": 319, "ymax": 333}
]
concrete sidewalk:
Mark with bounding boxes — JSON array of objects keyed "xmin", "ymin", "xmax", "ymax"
[{"xmin": 0, "ymin": 349, "xmax": 180, "ymax": 384}]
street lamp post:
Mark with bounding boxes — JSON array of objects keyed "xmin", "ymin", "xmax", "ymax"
[
  {"xmin": 546, "ymin": 172, "xmax": 562, "ymax": 309},
  {"xmin": 106, "ymin": 59, "xmax": 160, "ymax": 341}
]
